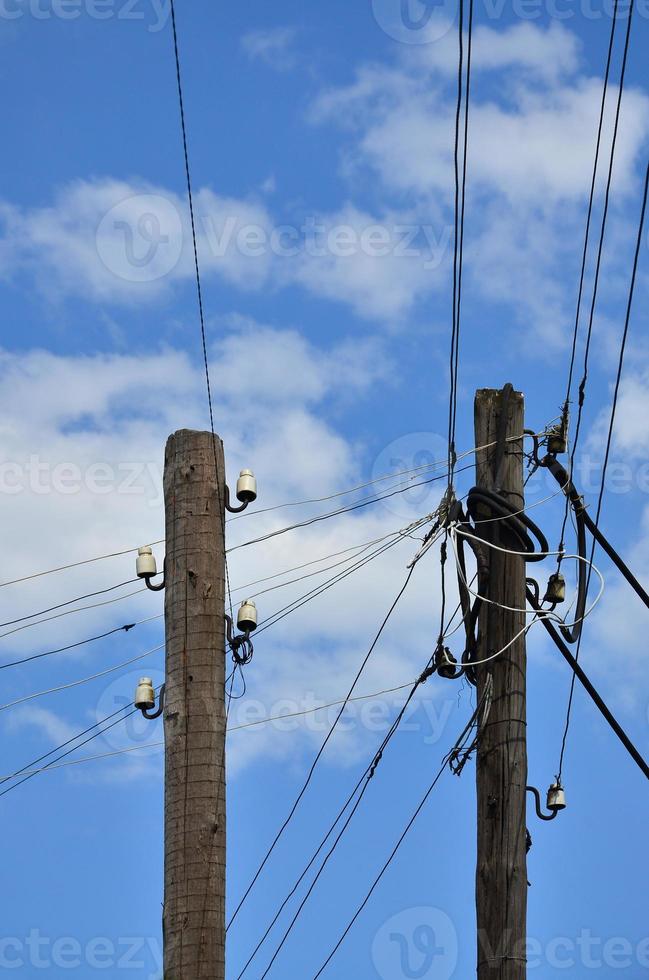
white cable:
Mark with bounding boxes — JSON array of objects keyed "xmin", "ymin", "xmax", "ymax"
[
  {"xmin": 462, "ymin": 618, "xmax": 540, "ymax": 667},
  {"xmin": 450, "ymin": 528, "xmax": 605, "ymax": 627},
  {"xmin": 0, "ymin": 644, "xmax": 165, "ymax": 713}
]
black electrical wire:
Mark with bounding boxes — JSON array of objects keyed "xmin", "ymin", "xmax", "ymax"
[
  {"xmin": 0, "ymin": 579, "xmax": 138, "ymax": 629},
  {"xmin": 248, "ymin": 663, "xmax": 436, "ymax": 980},
  {"xmin": 451, "ymin": 0, "xmax": 474, "ymax": 467},
  {"xmin": 447, "ymin": 0, "xmax": 465, "ymax": 482},
  {"xmin": 309, "ymin": 696, "xmax": 489, "ymax": 979},
  {"xmin": 0, "ymin": 702, "xmax": 140, "ymax": 799},
  {"xmin": 254, "ymin": 526, "xmax": 422, "ymax": 637},
  {"xmin": 229, "ymin": 462, "xmax": 475, "ymax": 555},
  {"xmin": 465, "ymin": 488, "xmax": 550, "ymax": 562},
  {"xmin": 168, "ymin": 0, "xmax": 234, "ymax": 622},
  {"xmin": 557, "ymin": 156, "xmax": 649, "ymax": 780},
  {"xmin": 558, "ymin": 0, "xmax": 637, "ymax": 552},
  {"xmin": 0, "ymin": 622, "xmax": 137, "ymax": 671},
  {"xmin": 561, "ymin": 0, "xmax": 620, "ymax": 419},
  {"xmin": 236, "ymin": 593, "xmax": 471, "ymax": 977},
  {"xmin": 226, "ymin": 563, "xmax": 419, "ymax": 932},
  {"xmin": 527, "ymin": 588, "xmax": 649, "ymax": 781}
]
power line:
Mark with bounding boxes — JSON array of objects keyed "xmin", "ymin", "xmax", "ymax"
[
  {"xmin": 0, "ymin": 433, "xmax": 545, "ymax": 594},
  {"xmin": 557, "ymin": 155, "xmax": 649, "ymax": 781},
  {"xmin": 561, "ymin": 0, "xmax": 620, "ymax": 413},
  {"xmin": 0, "ymin": 579, "xmax": 138, "ymax": 629},
  {"xmin": 0, "ymin": 587, "xmax": 151, "ymax": 642},
  {"xmin": 238, "ymin": 590, "xmax": 473, "ymax": 977},
  {"xmin": 0, "ymin": 622, "xmax": 137, "ymax": 671},
  {"xmin": 527, "ymin": 588, "xmax": 649, "ymax": 782},
  {"xmin": 309, "ymin": 695, "xmax": 489, "ymax": 979},
  {"xmin": 0, "ymin": 673, "xmax": 452, "ymax": 783},
  {"xmin": 229, "ymin": 528, "xmax": 413, "ymax": 595},
  {"xmin": 0, "ymin": 644, "xmax": 165, "ymax": 714},
  {"xmin": 251, "ymin": 664, "xmax": 437, "ymax": 980},
  {"xmin": 450, "ymin": 0, "xmax": 474, "ymax": 477},
  {"xmin": 0, "ymin": 701, "xmax": 143, "ymax": 799},
  {"xmin": 168, "ymin": 0, "xmax": 234, "ymax": 620},
  {"xmin": 228, "ymin": 466, "xmax": 473, "ymax": 555},
  {"xmin": 558, "ymin": 0, "xmax": 636, "ymax": 554},
  {"xmin": 0, "ymin": 541, "xmax": 164, "ymax": 591},
  {"xmin": 254, "ymin": 520, "xmax": 433, "ymax": 637},
  {"xmin": 226, "ymin": 561, "xmax": 421, "ymax": 932}
]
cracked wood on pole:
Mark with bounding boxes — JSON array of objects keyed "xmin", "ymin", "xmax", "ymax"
[
  {"xmin": 163, "ymin": 429, "xmax": 226, "ymax": 980},
  {"xmin": 474, "ymin": 387, "xmax": 528, "ymax": 979}
]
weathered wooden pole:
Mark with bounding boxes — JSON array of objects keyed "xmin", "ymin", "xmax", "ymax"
[
  {"xmin": 163, "ymin": 429, "xmax": 226, "ymax": 979},
  {"xmin": 474, "ymin": 387, "xmax": 528, "ymax": 979}
]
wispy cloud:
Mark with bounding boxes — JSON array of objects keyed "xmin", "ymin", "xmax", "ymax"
[{"xmin": 241, "ymin": 26, "xmax": 299, "ymax": 71}]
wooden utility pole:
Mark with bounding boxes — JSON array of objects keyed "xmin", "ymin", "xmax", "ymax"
[
  {"xmin": 163, "ymin": 429, "xmax": 226, "ymax": 980},
  {"xmin": 474, "ymin": 387, "xmax": 528, "ymax": 979}
]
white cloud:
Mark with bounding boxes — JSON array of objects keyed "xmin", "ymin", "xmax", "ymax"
[
  {"xmin": 6, "ymin": 704, "xmax": 78, "ymax": 745},
  {"xmin": 241, "ymin": 26, "xmax": 299, "ymax": 71},
  {"xmin": 411, "ymin": 22, "xmax": 581, "ymax": 83},
  {"xmin": 309, "ymin": 23, "xmax": 649, "ymax": 346},
  {"xmin": 0, "ymin": 324, "xmax": 457, "ymax": 776},
  {"xmin": 0, "ymin": 179, "xmax": 448, "ymax": 323},
  {"xmin": 0, "ymin": 179, "xmax": 275, "ymax": 304},
  {"xmin": 312, "ymin": 30, "xmax": 649, "ymax": 202},
  {"xmin": 587, "ymin": 367, "xmax": 649, "ymax": 462}
]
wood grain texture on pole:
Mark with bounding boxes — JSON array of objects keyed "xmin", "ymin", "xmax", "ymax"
[
  {"xmin": 474, "ymin": 388, "xmax": 528, "ymax": 979},
  {"xmin": 163, "ymin": 429, "xmax": 226, "ymax": 980}
]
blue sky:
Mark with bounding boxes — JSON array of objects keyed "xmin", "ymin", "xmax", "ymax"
[{"xmin": 1, "ymin": 0, "xmax": 649, "ymax": 976}]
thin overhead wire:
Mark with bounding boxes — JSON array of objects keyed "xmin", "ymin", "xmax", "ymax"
[
  {"xmin": 0, "ymin": 540, "xmax": 164, "ymax": 590},
  {"xmin": 0, "ymin": 622, "xmax": 138, "ymax": 671},
  {"xmin": 168, "ymin": 0, "xmax": 234, "ymax": 620},
  {"xmin": 229, "ymin": 529, "xmax": 411, "ymax": 596},
  {"xmin": 255, "ymin": 520, "xmax": 437, "ymax": 638},
  {"xmin": 450, "ymin": 0, "xmax": 474, "ymax": 475},
  {"xmin": 0, "ymin": 579, "xmax": 138, "ymax": 629},
  {"xmin": 0, "ymin": 701, "xmax": 144, "ymax": 799},
  {"xmin": 226, "ymin": 561, "xmax": 421, "ymax": 932},
  {"xmin": 228, "ymin": 468, "xmax": 470, "ymax": 555},
  {"xmin": 0, "ymin": 644, "xmax": 165, "ymax": 714},
  {"xmin": 562, "ymin": 0, "xmax": 620, "ymax": 412},
  {"xmin": 558, "ymin": 156, "xmax": 649, "ymax": 781},
  {"xmin": 558, "ymin": 0, "xmax": 637, "ymax": 551},
  {"xmin": 0, "ymin": 587, "xmax": 152, "ymax": 642},
  {"xmin": 251, "ymin": 664, "xmax": 437, "ymax": 980},
  {"xmin": 309, "ymin": 696, "xmax": 489, "ymax": 979},
  {"xmin": 0, "ymin": 673, "xmax": 441, "ymax": 780},
  {"xmin": 0, "ymin": 432, "xmax": 545, "ymax": 594}
]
